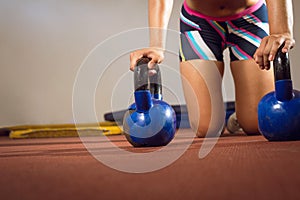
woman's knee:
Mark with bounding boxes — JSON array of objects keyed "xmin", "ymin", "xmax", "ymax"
[
  {"xmin": 236, "ymin": 112, "xmax": 260, "ymax": 135},
  {"xmin": 189, "ymin": 116, "xmax": 225, "ymax": 138}
]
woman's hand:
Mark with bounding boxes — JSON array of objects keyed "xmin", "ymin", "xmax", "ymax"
[
  {"xmin": 129, "ymin": 47, "xmax": 165, "ymax": 71},
  {"xmin": 254, "ymin": 33, "xmax": 295, "ymax": 70}
]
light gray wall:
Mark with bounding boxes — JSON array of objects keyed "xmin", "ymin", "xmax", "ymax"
[{"xmin": 0, "ymin": 0, "xmax": 299, "ymax": 126}]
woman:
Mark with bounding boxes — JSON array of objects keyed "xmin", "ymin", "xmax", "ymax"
[{"xmin": 130, "ymin": 0, "xmax": 295, "ymax": 137}]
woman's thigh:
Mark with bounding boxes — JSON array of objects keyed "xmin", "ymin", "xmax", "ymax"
[
  {"xmin": 230, "ymin": 59, "xmax": 274, "ymax": 134},
  {"xmin": 180, "ymin": 59, "xmax": 225, "ymax": 137}
]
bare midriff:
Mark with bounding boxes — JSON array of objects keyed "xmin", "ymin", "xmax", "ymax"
[{"xmin": 185, "ymin": 0, "xmax": 260, "ymax": 17}]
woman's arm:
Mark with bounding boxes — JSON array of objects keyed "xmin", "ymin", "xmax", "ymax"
[
  {"xmin": 148, "ymin": 0, "xmax": 174, "ymax": 48},
  {"xmin": 130, "ymin": 0, "xmax": 173, "ymax": 70},
  {"xmin": 254, "ymin": 0, "xmax": 295, "ymax": 70}
]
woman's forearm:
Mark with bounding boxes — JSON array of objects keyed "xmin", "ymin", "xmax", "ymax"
[
  {"xmin": 266, "ymin": 0, "xmax": 294, "ymax": 37},
  {"xmin": 148, "ymin": 0, "xmax": 174, "ymax": 48},
  {"xmin": 254, "ymin": 0, "xmax": 295, "ymax": 69}
]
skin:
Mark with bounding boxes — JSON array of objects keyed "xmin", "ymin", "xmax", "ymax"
[{"xmin": 129, "ymin": 0, "xmax": 295, "ymax": 136}]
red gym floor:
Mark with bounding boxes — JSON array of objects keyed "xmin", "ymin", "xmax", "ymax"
[{"xmin": 0, "ymin": 130, "xmax": 300, "ymax": 200}]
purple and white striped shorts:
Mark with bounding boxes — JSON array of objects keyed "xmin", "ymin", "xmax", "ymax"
[{"xmin": 179, "ymin": 0, "xmax": 269, "ymax": 62}]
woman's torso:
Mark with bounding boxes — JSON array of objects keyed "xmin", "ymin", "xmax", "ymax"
[{"xmin": 185, "ymin": 0, "xmax": 260, "ymax": 17}]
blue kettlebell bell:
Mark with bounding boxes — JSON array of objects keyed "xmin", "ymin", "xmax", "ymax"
[
  {"xmin": 258, "ymin": 44, "xmax": 300, "ymax": 141},
  {"xmin": 123, "ymin": 57, "xmax": 176, "ymax": 147}
]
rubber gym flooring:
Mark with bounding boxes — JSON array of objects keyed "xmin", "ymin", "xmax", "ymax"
[{"xmin": 0, "ymin": 129, "xmax": 300, "ymax": 200}]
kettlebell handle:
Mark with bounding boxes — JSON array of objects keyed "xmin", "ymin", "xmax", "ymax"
[
  {"xmin": 273, "ymin": 43, "xmax": 294, "ymax": 101},
  {"xmin": 134, "ymin": 57, "xmax": 162, "ymax": 100},
  {"xmin": 273, "ymin": 43, "xmax": 291, "ymax": 81}
]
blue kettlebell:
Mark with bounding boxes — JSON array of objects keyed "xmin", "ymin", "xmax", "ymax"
[
  {"xmin": 258, "ymin": 44, "xmax": 300, "ymax": 141},
  {"xmin": 123, "ymin": 57, "xmax": 176, "ymax": 147}
]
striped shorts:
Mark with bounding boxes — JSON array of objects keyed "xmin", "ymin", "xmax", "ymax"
[{"xmin": 179, "ymin": 0, "xmax": 269, "ymax": 62}]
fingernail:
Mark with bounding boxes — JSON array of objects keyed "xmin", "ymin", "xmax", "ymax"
[
  {"xmin": 268, "ymin": 55, "xmax": 273, "ymax": 61},
  {"xmin": 148, "ymin": 69, "xmax": 157, "ymax": 76}
]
